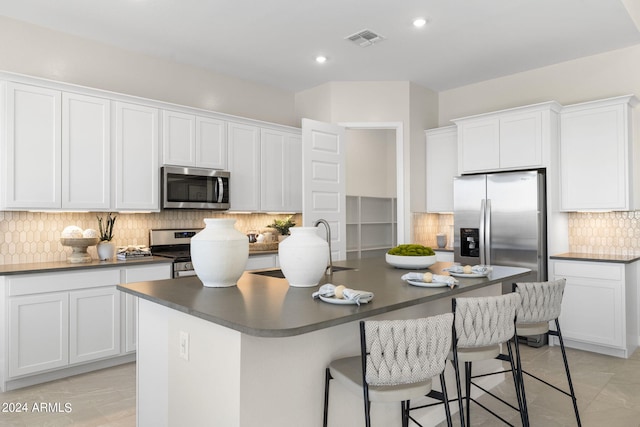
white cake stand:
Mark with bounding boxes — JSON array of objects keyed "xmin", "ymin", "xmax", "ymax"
[{"xmin": 61, "ymin": 237, "xmax": 100, "ymax": 263}]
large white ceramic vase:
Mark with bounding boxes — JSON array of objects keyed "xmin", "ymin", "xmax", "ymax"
[
  {"xmin": 191, "ymin": 218, "xmax": 249, "ymax": 287},
  {"xmin": 278, "ymin": 227, "xmax": 329, "ymax": 287}
]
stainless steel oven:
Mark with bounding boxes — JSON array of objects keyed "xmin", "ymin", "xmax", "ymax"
[
  {"xmin": 149, "ymin": 228, "xmax": 201, "ymax": 278},
  {"xmin": 161, "ymin": 166, "xmax": 230, "ymax": 210}
]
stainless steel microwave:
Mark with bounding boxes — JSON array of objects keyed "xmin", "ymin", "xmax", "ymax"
[{"xmin": 161, "ymin": 166, "xmax": 230, "ymax": 210}]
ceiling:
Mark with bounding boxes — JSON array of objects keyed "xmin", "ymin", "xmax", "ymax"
[{"xmin": 1, "ymin": 0, "xmax": 640, "ymax": 92}]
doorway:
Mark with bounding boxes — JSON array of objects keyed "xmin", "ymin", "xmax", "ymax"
[
  {"xmin": 340, "ymin": 121, "xmax": 405, "ymax": 245},
  {"xmin": 344, "ymin": 128, "xmax": 397, "ymax": 259}
]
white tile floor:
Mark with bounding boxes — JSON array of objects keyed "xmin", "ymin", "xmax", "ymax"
[
  {"xmin": 1, "ymin": 344, "xmax": 640, "ymax": 426},
  {"xmin": 0, "ymin": 363, "xmax": 135, "ymax": 427}
]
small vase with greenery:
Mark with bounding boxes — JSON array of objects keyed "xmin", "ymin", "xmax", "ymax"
[
  {"xmin": 267, "ymin": 215, "xmax": 296, "ymax": 237},
  {"xmin": 96, "ymin": 213, "xmax": 117, "ymax": 260}
]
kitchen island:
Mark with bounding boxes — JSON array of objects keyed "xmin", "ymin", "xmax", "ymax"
[{"xmin": 118, "ymin": 258, "xmax": 530, "ymax": 427}]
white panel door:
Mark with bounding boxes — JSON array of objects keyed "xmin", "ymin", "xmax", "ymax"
[
  {"xmin": 196, "ymin": 117, "xmax": 227, "ymax": 169},
  {"xmin": 62, "ymin": 92, "xmax": 111, "ymax": 209},
  {"xmin": 69, "ymin": 287, "xmax": 121, "ymax": 364},
  {"xmin": 228, "ymin": 122, "xmax": 260, "ymax": 211},
  {"xmin": 425, "ymin": 126, "xmax": 457, "ymax": 213},
  {"xmin": 286, "ymin": 133, "xmax": 303, "ymax": 212},
  {"xmin": 499, "ymin": 111, "xmax": 543, "ymax": 169},
  {"xmin": 560, "ymin": 103, "xmax": 629, "ymax": 211},
  {"xmin": 113, "ymin": 101, "xmax": 160, "ymax": 211},
  {"xmin": 458, "ymin": 118, "xmax": 499, "ymax": 173},
  {"xmin": 9, "ymin": 293, "xmax": 69, "ymax": 377},
  {"xmin": 3, "ymin": 82, "xmax": 61, "ymax": 209},
  {"xmin": 162, "ymin": 110, "xmax": 195, "ymax": 166},
  {"xmin": 302, "ymin": 119, "xmax": 346, "ymax": 260},
  {"xmin": 260, "ymin": 129, "xmax": 286, "ymax": 212}
]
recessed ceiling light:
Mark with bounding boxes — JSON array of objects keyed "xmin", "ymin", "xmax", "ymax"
[
  {"xmin": 315, "ymin": 55, "xmax": 327, "ymax": 64},
  {"xmin": 413, "ymin": 17, "xmax": 428, "ymax": 28}
]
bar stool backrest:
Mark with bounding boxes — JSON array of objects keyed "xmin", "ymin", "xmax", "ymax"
[
  {"xmin": 363, "ymin": 313, "xmax": 453, "ymax": 386},
  {"xmin": 515, "ymin": 278, "xmax": 566, "ymax": 323},
  {"xmin": 454, "ymin": 294, "xmax": 521, "ymax": 348}
]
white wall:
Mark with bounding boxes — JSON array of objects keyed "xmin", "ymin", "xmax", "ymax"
[
  {"xmin": 295, "ymin": 81, "xmax": 439, "ymax": 241},
  {"xmin": 0, "ymin": 16, "xmax": 297, "ymax": 126},
  {"xmin": 345, "ymin": 129, "xmax": 396, "ymax": 198},
  {"xmin": 438, "ymin": 44, "xmax": 640, "ymax": 125}
]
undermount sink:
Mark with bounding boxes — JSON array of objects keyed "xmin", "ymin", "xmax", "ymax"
[{"xmin": 250, "ymin": 266, "xmax": 355, "ymax": 279}]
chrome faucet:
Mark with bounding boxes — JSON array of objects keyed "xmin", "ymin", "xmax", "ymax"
[{"xmin": 314, "ymin": 219, "xmax": 333, "ymax": 275}]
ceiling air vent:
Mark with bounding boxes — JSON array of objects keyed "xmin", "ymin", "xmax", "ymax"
[{"xmin": 345, "ymin": 29, "xmax": 385, "ymax": 47}]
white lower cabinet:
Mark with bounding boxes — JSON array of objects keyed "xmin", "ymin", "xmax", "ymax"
[
  {"xmin": 1, "ymin": 262, "xmax": 171, "ymax": 389},
  {"xmin": 551, "ymin": 259, "xmax": 638, "ymax": 358},
  {"xmin": 9, "ymin": 293, "xmax": 69, "ymax": 377},
  {"xmin": 245, "ymin": 254, "xmax": 279, "ymax": 271},
  {"xmin": 69, "ymin": 287, "xmax": 121, "ymax": 364},
  {"xmin": 434, "ymin": 251, "xmax": 454, "ymax": 263}
]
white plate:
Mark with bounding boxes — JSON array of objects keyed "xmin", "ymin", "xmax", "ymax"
[
  {"xmin": 319, "ymin": 295, "xmax": 370, "ymax": 305},
  {"xmin": 406, "ymin": 279, "xmax": 453, "ymax": 288},
  {"xmin": 448, "ymin": 272, "xmax": 489, "ymax": 278}
]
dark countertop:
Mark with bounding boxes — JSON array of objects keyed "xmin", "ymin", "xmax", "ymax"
[
  {"xmin": 551, "ymin": 252, "xmax": 640, "ymax": 264},
  {"xmin": 118, "ymin": 257, "xmax": 530, "ymax": 338},
  {"xmin": 0, "ymin": 256, "xmax": 173, "ymax": 276}
]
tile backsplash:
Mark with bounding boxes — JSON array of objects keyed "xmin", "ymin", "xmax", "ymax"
[
  {"xmin": 568, "ymin": 211, "xmax": 640, "ymax": 256},
  {"xmin": 2, "ymin": 210, "xmax": 638, "ymax": 265},
  {"xmin": 413, "ymin": 211, "xmax": 640, "ymax": 256},
  {"xmin": 0, "ymin": 211, "xmax": 302, "ymax": 265},
  {"xmin": 412, "ymin": 213, "xmax": 454, "ymax": 249}
]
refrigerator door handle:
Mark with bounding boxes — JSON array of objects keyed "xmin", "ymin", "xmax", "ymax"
[
  {"xmin": 479, "ymin": 199, "xmax": 486, "ymax": 265},
  {"xmin": 485, "ymin": 199, "xmax": 492, "ymax": 266}
]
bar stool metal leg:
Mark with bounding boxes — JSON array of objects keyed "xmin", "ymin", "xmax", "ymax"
[
  {"xmin": 452, "ymin": 349, "xmax": 466, "ymax": 427},
  {"xmin": 323, "ymin": 368, "xmax": 332, "ymax": 427},
  {"xmin": 440, "ymin": 372, "xmax": 453, "ymax": 426},
  {"xmin": 507, "ymin": 339, "xmax": 529, "ymax": 427},
  {"xmin": 553, "ymin": 319, "xmax": 582, "ymax": 427}
]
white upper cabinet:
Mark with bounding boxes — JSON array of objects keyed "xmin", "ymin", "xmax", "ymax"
[
  {"xmin": 499, "ymin": 111, "xmax": 543, "ymax": 169},
  {"xmin": 1, "ymin": 83, "xmax": 110, "ymax": 210},
  {"xmin": 196, "ymin": 116, "xmax": 227, "ymax": 170},
  {"xmin": 0, "ymin": 73, "xmax": 301, "ymax": 213},
  {"xmin": 62, "ymin": 92, "xmax": 111, "ymax": 210},
  {"xmin": 454, "ymin": 102, "xmax": 560, "ymax": 175},
  {"xmin": 228, "ymin": 122, "xmax": 302, "ymax": 212},
  {"xmin": 425, "ymin": 126, "xmax": 457, "ymax": 213},
  {"xmin": 162, "ymin": 110, "xmax": 195, "ymax": 166},
  {"xmin": 2, "ymin": 82, "xmax": 61, "ymax": 209},
  {"xmin": 457, "ymin": 118, "xmax": 499, "ymax": 173},
  {"xmin": 260, "ymin": 129, "xmax": 302, "ymax": 212},
  {"xmin": 162, "ymin": 110, "xmax": 227, "ymax": 170},
  {"xmin": 560, "ymin": 95, "xmax": 638, "ymax": 211},
  {"xmin": 113, "ymin": 101, "xmax": 160, "ymax": 211},
  {"xmin": 228, "ymin": 122, "xmax": 261, "ymax": 211}
]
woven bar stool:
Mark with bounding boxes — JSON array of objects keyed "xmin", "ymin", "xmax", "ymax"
[
  {"xmin": 513, "ymin": 278, "xmax": 581, "ymax": 426},
  {"xmin": 323, "ymin": 313, "xmax": 454, "ymax": 427},
  {"xmin": 451, "ymin": 293, "xmax": 529, "ymax": 427}
]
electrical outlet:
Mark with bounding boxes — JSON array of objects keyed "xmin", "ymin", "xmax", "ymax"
[{"xmin": 179, "ymin": 331, "xmax": 189, "ymax": 361}]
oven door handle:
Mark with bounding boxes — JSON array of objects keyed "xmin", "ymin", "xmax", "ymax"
[{"xmin": 175, "ymin": 270, "xmax": 197, "ymax": 278}]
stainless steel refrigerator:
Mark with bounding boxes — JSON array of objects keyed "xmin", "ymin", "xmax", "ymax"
[{"xmin": 454, "ymin": 169, "xmax": 547, "ymax": 293}]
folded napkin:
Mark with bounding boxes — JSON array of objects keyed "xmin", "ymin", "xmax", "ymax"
[
  {"xmin": 312, "ymin": 283, "xmax": 374, "ymax": 305},
  {"xmin": 401, "ymin": 272, "xmax": 457, "ymax": 288},
  {"xmin": 444, "ymin": 265, "xmax": 492, "ymax": 275}
]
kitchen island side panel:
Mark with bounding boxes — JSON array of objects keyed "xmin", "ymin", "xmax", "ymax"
[{"xmin": 137, "ymin": 284, "xmax": 502, "ymax": 427}]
